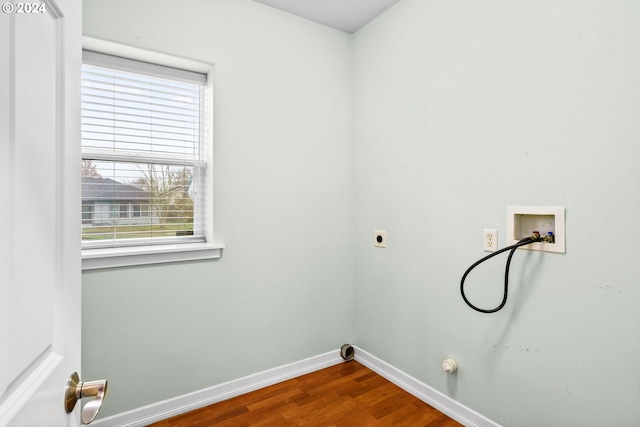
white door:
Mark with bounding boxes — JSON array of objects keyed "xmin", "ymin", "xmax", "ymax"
[{"xmin": 0, "ymin": 0, "xmax": 85, "ymax": 425}]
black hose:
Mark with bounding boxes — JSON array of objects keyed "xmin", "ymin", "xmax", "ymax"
[{"xmin": 460, "ymin": 236, "xmax": 542, "ymax": 313}]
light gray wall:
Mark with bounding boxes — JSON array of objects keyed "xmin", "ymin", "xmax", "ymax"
[
  {"xmin": 82, "ymin": 0, "xmax": 354, "ymax": 418},
  {"xmin": 83, "ymin": 0, "xmax": 640, "ymax": 425},
  {"xmin": 353, "ymin": 1, "xmax": 640, "ymax": 426}
]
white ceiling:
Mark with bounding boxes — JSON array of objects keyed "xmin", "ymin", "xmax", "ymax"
[{"xmin": 253, "ymin": 0, "xmax": 402, "ymax": 34}]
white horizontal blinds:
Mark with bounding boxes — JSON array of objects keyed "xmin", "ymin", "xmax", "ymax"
[{"xmin": 81, "ymin": 51, "xmax": 206, "ymax": 248}]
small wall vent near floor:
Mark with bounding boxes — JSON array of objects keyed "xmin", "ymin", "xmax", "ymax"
[{"xmin": 340, "ymin": 344, "xmax": 355, "ymax": 361}]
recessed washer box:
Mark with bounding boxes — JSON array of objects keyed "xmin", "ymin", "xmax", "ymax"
[{"xmin": 507, "ymin": 207, "xmax": 565, "ymax": 253}]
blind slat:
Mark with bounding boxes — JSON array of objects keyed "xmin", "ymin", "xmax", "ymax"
[
  {"xmin": 81, "ymin": 88, "xmax": 201, "ymax": 111},
  {"xmin": 82, "ymin": 116, "xmax": 199, "ymax": 133},
  {"xmin": 82, "ymin": 71, "xmax": 202, "ymax": 94}
]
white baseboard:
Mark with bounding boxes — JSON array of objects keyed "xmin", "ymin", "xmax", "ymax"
[
  {"xmin": 91, "ymin": 350, "xmax": 344, "ymax": 427},
  {"xmin": 92, "ymin": 347, "xmax": 500, "ymax": 427},
  {"xmin": 354, "ymin": 346, "xmax": 501, "ymax": 427}
]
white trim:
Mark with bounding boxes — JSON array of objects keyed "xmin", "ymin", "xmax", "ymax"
[
  {"xmin": 81, "ymin": 147, "xmax": 203, "ymax": 167},
  {"xmin": 90, "ymin": 350, "xmax": 344, "ymax": 427},
  {"xmin": 82, "ymin": 243, "xmax": 225, "ymax": 270},
  {"xmin": 354, "ymin": 347, "xmax": 502, "ymax": 427}
]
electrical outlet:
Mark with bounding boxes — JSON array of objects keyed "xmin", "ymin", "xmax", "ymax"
[
  {"xmin": 484, "ymin": 229, "xmax": 498, "ymax": 252},
  {"xmin": 374, "ymin": 230, "xmax": 387, "ymax": 248}
]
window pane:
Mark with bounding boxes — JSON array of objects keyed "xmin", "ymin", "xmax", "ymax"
[{"xmin": 82, "ymin": 160, "xmax": 198, "ymax": 242}]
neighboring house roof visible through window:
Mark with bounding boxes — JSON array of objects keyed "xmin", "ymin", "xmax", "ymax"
[{"xmin": 82, "ymin": 177, "xmax": 150, "ymax": 202}]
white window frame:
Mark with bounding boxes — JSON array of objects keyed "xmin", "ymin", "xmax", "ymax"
[{"xmin": 81, "ymin": 37, "xmax": 224, "ymax": 270}]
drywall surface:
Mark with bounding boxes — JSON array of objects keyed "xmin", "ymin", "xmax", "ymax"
[
  {"xmin": 82, "ymin": 0, "xmax": 354, "ymax": 418},
  {"xmin": 353, "ymin": 0, "xmax": 640, "ymax": 426}
]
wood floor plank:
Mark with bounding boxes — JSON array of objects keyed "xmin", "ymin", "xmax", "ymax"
[{"xmin": 148, "ymin": 362, "xmax": 463, "ymax": 426}]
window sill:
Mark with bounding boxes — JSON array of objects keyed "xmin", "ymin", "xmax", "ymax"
[{"xmin": 82, "ymin": 242, "xmax": 225, "ymax": 271}]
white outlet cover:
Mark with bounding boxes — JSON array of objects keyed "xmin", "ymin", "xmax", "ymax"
[
  {"xmin": 484, "ymin": 229, "xmax": 498, "ymax": 252},
  {"xmin": 507, "ymin": 206, "xmax": 565, "ymax": 253},
  {"xmin": 374, "ymin": 230, "xmax": 386, "ymax": 248}
]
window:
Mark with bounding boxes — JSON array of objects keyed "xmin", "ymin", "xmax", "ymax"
[
  {"xmin": 109, "ymin": 203, "xmax": 119, "ymax": 219},
  {"xmin": 81, "ymin": 46, "xmax": 222, "ymax": 269}
]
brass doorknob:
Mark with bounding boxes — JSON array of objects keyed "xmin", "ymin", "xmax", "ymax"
[{"xmin": 65, "ymin": 372, "xmax": 108, "ymax": 424}]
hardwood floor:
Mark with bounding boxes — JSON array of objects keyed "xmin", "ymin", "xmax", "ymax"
[{"xmin": 149, "ymin": 361, "xmax": 463, "ymax": 427}]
